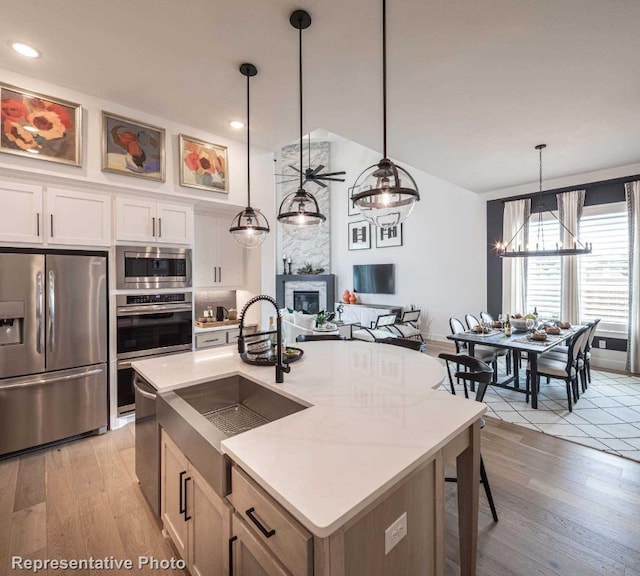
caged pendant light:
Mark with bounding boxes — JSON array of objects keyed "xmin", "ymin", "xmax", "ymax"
[
  {"xmin": 277, "ymin": 10, "xmax": 326, "ymax": 228},
  {"xmin": 229, "ymin": 63, "xmax": 270, "ymax": 248},
  {"xmin": 497, "ymin": 144, "xmax": 592, "ymax": 258},
  {"xmin": 350, "ymin": 0, "xmax": 420, "ymax": 229}
]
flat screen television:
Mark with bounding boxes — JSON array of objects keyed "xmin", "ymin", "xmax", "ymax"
[{"xmin": 353, "ymin": 264, "xmax": 395, "ymax": 294}]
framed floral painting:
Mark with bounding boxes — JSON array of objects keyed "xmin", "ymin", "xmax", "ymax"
[
  {"xmin": 0, "ymin": 83, "xmax": 82, "ymax": 166},
  {"xmin": 102, "ymin": 112, "xmax": 165, "ymax": 181},
  {"xmin": 179, "ymin": 134, "xmax": 228, "ymax": 193}
]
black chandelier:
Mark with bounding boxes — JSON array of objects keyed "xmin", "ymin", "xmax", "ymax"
[
  {"xmin": 229, "ymin": 63, "xmax": 270, "ymax": 248},
  {"xmin": 350, "ymin": 0, "xmax": 420, "ymax": 229},
  {"xmin": 277, "ymin": 10, "xmax": 326, "ymax": 227},
  {"xmin": 497, "ymin": 144, "xmax": 592, "ymax": 258}
]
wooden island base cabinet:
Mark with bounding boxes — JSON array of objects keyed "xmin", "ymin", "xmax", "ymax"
[{"xmin": 160, "ymin": 421, "xmax": 479, "ymax": 576}]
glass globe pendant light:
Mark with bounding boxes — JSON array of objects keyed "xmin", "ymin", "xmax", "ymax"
[
  {"xmin": 277, "ymin": 10, "xmax": 326, "ymax": 228},
  {"xmin": 229, "ymin": 63, "xmax": 270, "ymax": 248},
  {"xmin": 351, "ymin": 0, "xmax": 420, "ymax": 229}
]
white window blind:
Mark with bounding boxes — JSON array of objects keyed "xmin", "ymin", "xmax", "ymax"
[
  {"xmin": 526, "ymin": 214, "xmax": 561, "ymax": 317},
  {"xmin": 579, "ymin": 203, "xmax": 629, "ymax": 331}
]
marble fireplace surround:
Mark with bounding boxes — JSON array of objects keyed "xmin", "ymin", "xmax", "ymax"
[{"xmin": 275, "ymin": 274, "xmax": 336, "ymax": 313}]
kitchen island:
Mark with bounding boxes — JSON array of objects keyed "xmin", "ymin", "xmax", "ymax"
[{"xmin": 132, "ymin": 340, "xmax": 485, "ymax": 576}]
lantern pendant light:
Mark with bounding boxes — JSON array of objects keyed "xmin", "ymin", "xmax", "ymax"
[
  {"xmin": 277, "ymin": 10, "xmax": 326, "ymax": 228},
  {"xmin": 229, "ymin": 63, "xmax": 271, "ymax": 248},
  {"xmin": 497, "ymin": 144, "xmax": 593, "ymax": 258},
  {"xmin": 351, "ymin": 0, "xmax": 420, "ymax": 229}
]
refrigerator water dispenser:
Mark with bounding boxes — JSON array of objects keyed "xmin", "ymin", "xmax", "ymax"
[{"xmin": 0, "ymin": 301, "xmax": 24, "ymax": 346}]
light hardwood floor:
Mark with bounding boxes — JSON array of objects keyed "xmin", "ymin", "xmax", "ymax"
[{"xmin": 1, "ymin": 417, "xmax": 639, "ymax": 575}]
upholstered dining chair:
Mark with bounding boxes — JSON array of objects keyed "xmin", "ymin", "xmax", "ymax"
[
  {"xmin": 477, "ymin": 311, "xmax": 511, "ymax": 374},
  {"xmin": 479, "ymin": 311, "xmax": 494, "ymax": 325},
  {"xmin": 296, "ymin": 334, "xmax": 346, "ymax": 342},
  {"xmin": 583, "ymin": 319, "xmax": 601, "ymax": 385},
  {"xmin": 526, "ymin": 325, "xmax": 590, "ymax": 412},
  {"xmin": 438, "ymin": 352, "xmax": 499, "ymax": 523},
  {"xmin": 465, "ymin": 314, "xmax": 481, "ymax": 330}
]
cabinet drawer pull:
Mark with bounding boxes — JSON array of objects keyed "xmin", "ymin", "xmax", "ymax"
[
  {"xmin": 245, "ymin": 507, "xmax": 276, "ymax": 538},
  {"xmin": 228, "ymin": 536, "xmax": 237, "ymax": 576},
  {"xmin": 184, "ymin": 476, "xmax": 192, "ymax": 521},
  {"xmin": 179, "ymin": 470, "xmax": 187, "ymax": 515}
]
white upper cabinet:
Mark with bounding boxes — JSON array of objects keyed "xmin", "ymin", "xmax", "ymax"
[
  {"xmin": 116, "ymin": 197, "xmax": 193, "ymax": 245},
  {"xmin": 193, "ymin": 213, "xmax": 244, "ymax": 288},
  {"xmin": 0, "ymin": 182, "xmax": 43, "ymax": 244},
  {"xmin": 0, "ymin": 182, "xmax": 111, "ymax": 247},
  {"xmin": 47, "ymin": 187, "xmax": 111, "ymax": 246}
]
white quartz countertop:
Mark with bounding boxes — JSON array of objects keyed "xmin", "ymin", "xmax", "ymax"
[
  {"xmin": 132, "ymin": 341, "xmax": 485, "ymax": 537},
  {"xmin": 194, "ymin": 322, "xmax": 256, "ymax": 334}
]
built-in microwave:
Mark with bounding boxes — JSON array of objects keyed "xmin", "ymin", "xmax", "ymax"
[{"xmin": 116, "ymin": 246, "xmax": 192, "ymax": 290}]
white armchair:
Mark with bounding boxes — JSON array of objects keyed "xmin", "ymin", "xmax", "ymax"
[{"xmin": 280, "ymin": 309, "xmax": 316, "ymax": 345}]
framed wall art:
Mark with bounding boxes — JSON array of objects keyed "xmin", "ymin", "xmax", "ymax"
[
  {"xmin": 102, "ymin": 111, "xmax": 165, "ymax": 181},
  {"xmin": 0, "ymin": 83, "xmax": 81, "ymax": 166},
  {"xmin": 376, "ymin": 223, "xmax": 403, "ymax": 248},
  {"xmin": 179, "ymin": 134, "xmax": 227, "ymax": 193},
  {"xmin": 348, "ymin": 220, "xmax": 371, "ymax": 251},
  {"xmin": 347, "ymin": 185, "xmax": 361, "ymax": 217}
]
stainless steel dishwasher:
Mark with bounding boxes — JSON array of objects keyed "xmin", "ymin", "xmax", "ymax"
[{"xmin": 134, "ymin": 373, "xmax": 160, "ymax": 518}]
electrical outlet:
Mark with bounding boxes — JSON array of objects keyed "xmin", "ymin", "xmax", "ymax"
[
  {"xmin": 384, "ymin": 512, "xmax": 407, "ymax": 554},
  {"xmin": 599, "ymin": 340, "xmax": 606, "ymax": 349}
]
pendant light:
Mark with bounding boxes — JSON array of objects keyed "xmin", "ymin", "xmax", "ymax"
[
  {"xmin": 497, "ymin": 144, "xmax": 592, "ymax": 258},
  {"xmin": 277, "ymin": 10, "xmax": 326, "ymax": 228},
  {"xmin": 350, "ymin": 0, "xmax": 420, "ymax": 229},
  {"xmin": 229, "ymin": 63, "xmax": 270, "ymax": 248}
]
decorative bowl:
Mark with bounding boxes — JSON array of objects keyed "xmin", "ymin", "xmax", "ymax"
[{"xmin": 510, "ymin": 318, "xmax": 528, "ymax": 332}]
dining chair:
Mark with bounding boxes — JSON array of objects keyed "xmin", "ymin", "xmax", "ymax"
[
  {"xmin": 583, "ymin": 318, "xmax": 601, "ymax": 385},
  {"xmin": 387, "ymin": 310, "xmax": 424, "ymax": 342},
  {"xmin": 377, "ymin": 337, "xmax": 426, "ymax": 352},
  {"xmin": 465, "ymin": 314, "xmax": 481, "ymax": 330},
  {"xmin": 479, "ymin": 311, "xmax": 494, "ymax": 325},
  {"xmin": 438, "ymin": 352, "xmax": 499, "ymax": 522},
  {"xmin": 295, "ymin": 334, "xmax": 346, "ymax": 342},
  {"xmin": 526, "ymin": 325, "xmax": 590, "ymax": 412}
]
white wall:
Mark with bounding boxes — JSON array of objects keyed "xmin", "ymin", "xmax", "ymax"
[
  {"xmin": 327, "ymin": 132, "xmax": 486, "ymax": 341},
  {"xmin": 0, "ymin": 66, "xmax": 274, "ymax": 212}
]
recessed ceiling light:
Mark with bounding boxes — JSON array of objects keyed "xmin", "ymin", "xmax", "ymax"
[
  {"xmin": 229, "ymin": 120, "xmax": 244, "ymax": 129},
  {"xmin": 11, "ymin": 42, "xmax": 41, "ymax": 58}
]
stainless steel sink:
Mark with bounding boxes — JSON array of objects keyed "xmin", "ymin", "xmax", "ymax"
[{"xmin": 157, "ymin": 375, "xmax": 307, "ymax": 497}]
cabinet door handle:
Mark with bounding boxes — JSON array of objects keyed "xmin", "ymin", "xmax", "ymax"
[
  {"xmin": 179, "ymin": 470, "xmax": 187, "ymax": 515},
  {"xmin": 36, "ymin": 213, "xmax": 40, "ymax": 237},
  {"xmin": 183, "ymin": 476, "xmax": 192, "ymax": 521},
  {"xmin": 152, "ymin": 217, "xmax": 156, "ymax": 237},
  {"xmin": 218, "ymin": 267, "xmax": 222, "ymax": 283},
  {"xmin": 228, "ymin": 536, "xmax": 237, "ymax": 576},
  {"xmin": 214, "ymin": 267, "xmax": 217, "ymax": 283},
  {"xmin": 50, "ymin": 214, "xmax": 54, "ymax": 237},
  {"xmin": 245, "ymin": 507, "xmax": 275, "ymax": 538},
  {"xmin": 158, "ymin": 217, "xmax": 162, "ymax": 238}
]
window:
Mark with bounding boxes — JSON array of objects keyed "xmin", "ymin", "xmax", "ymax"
[
  {"xmin": 580, "ymin": 203, "xmax": 629, "ymax": 332},
  {"xmin": 514, "ymin": 200, "xmax": 630, "ymax": 332},
  {"xmin": 526, "ymin": 212, "xmax": 561, "ymax": 317}
]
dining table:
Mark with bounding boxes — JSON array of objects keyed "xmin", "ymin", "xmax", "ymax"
[{"xmin": 447, "ymin": 327, "xmax": 576, "ymax": 409}]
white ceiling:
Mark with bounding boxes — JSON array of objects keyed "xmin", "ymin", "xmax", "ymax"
[{"xmin": 2, "ymin": 0, "xmax": 639, "ymax": 193}]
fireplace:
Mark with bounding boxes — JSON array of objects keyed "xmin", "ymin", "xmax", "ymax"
[{"xmin": 294, "ymin": 291, "xmax": 320, "ymax": 314}]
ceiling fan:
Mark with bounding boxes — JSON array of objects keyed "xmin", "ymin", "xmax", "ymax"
[{"xmin": 275, "ymin": 134, "xmax": 346, "ymax": 189}]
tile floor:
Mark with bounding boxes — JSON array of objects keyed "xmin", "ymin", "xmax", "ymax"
[{"xmin": 445, "ymin": 363, "xmax": 640, "ymax": 462}]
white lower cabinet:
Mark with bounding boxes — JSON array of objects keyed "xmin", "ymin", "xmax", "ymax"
[{"xmin": 161, "ymin": 431, "xmax": 230, "ymax": 575}]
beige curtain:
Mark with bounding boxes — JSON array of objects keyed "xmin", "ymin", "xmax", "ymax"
[
  {"xmin": 557, "ymin": 190, "xmax": 585, "ymax": 324},
  {"xmin": 625, "ymin": 181, "xmax": 640, "ymax": 373},
  {"xmin": 502, "ymin": 199, "xmax": 530, "ymax": 316}
]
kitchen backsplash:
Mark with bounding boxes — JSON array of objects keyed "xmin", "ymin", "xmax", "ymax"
[{"xmin": 195, "ymin": 290, "xmax": 236, "ymax": 319}]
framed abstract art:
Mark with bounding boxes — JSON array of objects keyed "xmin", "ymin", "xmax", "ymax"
[
  {"xmin": 0, "ymin": 83, "xmax": 81, "ymax": 166},
  {"xmin": 102, "ymin": 111, "xmax": 165, "ymax": 181},
  {"xmin": 179, "ymin": 134, "xmax": 228, "ymax": 193}
]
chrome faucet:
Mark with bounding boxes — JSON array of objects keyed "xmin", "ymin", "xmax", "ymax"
[{"xmin": 237, "ymin": 295, "xmax": 291, "ymax": 383}]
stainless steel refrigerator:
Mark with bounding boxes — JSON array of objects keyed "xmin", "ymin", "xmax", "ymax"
[{"xmin": 0, "ymin": 250, "xmax": 108, "ymax": 456}]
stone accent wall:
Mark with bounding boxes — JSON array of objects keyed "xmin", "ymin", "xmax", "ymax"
[{"xmin": 276, "ymin": 141, "xmax": 331, "ymax": 274}]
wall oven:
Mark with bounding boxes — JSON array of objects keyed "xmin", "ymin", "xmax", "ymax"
[
  {"xmin": 116, "ymin": 292, "xmax": 192, "ymax": 414},
  {"xmin": 116, "ymin": 246, "xmax": 191, "ymax": 290}
]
